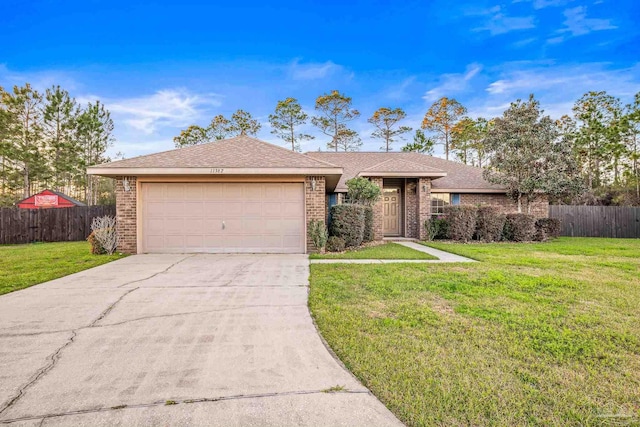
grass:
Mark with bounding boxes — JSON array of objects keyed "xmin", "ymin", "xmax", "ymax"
[
  {"xmin": 0, "ymin": 241, "xmax": 126, "ymax": 295},
  {"xmin": 308, "ymin": 237, "xmax": 640, "ymax": 426},
  {"xmin": 309, "ymin": 242, "xmax": 437, "ymax": 260}
]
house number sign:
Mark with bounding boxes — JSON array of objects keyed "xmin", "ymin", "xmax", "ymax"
[{"xmin": 210, "ymin": 168, "xmax": 224, "ymax": 173}]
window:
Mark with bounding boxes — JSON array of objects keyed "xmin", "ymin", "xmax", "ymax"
[
  {"xmin": 431, "ymin": 193, "xmax": 450, "ymax": 216},
  {"xmin": 451, "ymin": 193, "xmax": 461, "ymax": 205}
]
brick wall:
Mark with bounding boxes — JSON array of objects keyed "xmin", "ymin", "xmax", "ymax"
[
  {"xmin": 370, "ymin": 177, "xmax": 384, "ymax": 240},
  {"xmin": 115, "ymin": 176, "xmax": 137, "ymax": 254},
  {"xmin": 405, "ymin": 180, "xmax": 419, "ymax": 238},
  {"xmin": 305, "ymin": 176, "xmax": 326, "ymax": 253},
  {"xmin": 417, "ymin": 178, "xmax": 432, "ymax": 240},
  {"xmin": 459, "ymin": 193, "xmax": 549, "ymax": 217}
]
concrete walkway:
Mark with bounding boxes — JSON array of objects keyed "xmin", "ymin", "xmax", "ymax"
[
  {"xmin": 310, "ymin": 241, "xmax": 476, "ymax": 264},
  {"xmin": 0, "ymin": 255, "xmax": 402, "ymax": 426}
]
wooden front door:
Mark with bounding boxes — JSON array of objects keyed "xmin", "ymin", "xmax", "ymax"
[{"xmin": 383, "ymin": 188, "xmax": 400, "ymax": 236}]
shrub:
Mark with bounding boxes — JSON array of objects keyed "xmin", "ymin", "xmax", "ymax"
[
  {"xmin": 326, "ymin": 236, "xmax": 346, "ymax": 252},
  {"xmin": 87, "ymin": 231, "xmax": 106, "ymax": 255},
  {"xmin": 308, "ymin": 219, "xmax": 328, "ymax": 251},
  {"xmin": 424, "ymin": 217, "xmax": 449, "ymax": 241},
  {"xmin": 363, "ymin": 206, "xmax": 374, "ymax": 242},
  {"xmin": 476, "ymin": 206, "xmax": 507, "ymax": 242},
  {"xmin": 346, "ymin": 177, "xmax": 381, "ymax": 206},
  {"xmin": 535, "ymin": 218, "xmax": 562, "ymax": 241},
  {"xmin": 90, "ymin": 216, "xmax": 118, "ymax": 255},
  {"xmin": 444, "ymin": 205, "xmax": 478, "ymax": 242},
  {"xmin": 504, "ymin": 214, "xmax": 537, "ymax": 242},
  {"xmin": 329, "ymin": 204, "xmax": 365, "ymax": 247}
]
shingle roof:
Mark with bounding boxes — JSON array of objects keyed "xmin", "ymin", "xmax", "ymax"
[
  {"xmin": 360, "ymin": 158, "xmax": 445, "ymax": 174},
  {"xmin": 50, "ymin": 190, "xmax": 87, "ymax": 206},
  {"xmin": 91, "ymin": 135, "xmax": 339, "ymax": 169},
  {"xmin": 305, "ymin": 152, "xmax": 504, "ymax": 192}
]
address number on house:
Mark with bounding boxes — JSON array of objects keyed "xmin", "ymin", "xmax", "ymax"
[{"xmin": 210, "ymin": 168, "xmax": 224, "ymax": 174}]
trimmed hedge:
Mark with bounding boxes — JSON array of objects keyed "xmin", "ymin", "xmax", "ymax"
[
  {"xmin": 504, "ymin": 214, "xmax": 537, "ymax": 242},
  {"xmin": 476, "ymin": 206, "xmax": 507, "ymax": 242},
  {"xmin": 424, "ymin": 217, "xmax": 449, "ymax": 240},
  {"xmin": 444, "ymin": 205, "xmax": 478, "ymax": 242},
  {"xmin": 326, "ymin": 236, "xmax": 346, "ymax": 252},
  {"xmin": 329, "ymin": 204, "xmax": 365, "ymax": 248},
  {"xmin": 363, "ymin": 206, "xmax": 374, "ymax": 242},
  {"xmin": 535, "ymin": 218, "xmax": 562, "ymax": 241}
]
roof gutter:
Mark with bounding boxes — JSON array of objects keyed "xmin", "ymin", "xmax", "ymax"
[
  {"xmin": 87, "ymin": 167, "xmax": 344, "ymax": 177},
  {"xmin": 358, "ymin": 171, "xmax": 447, "ymax": 178}
]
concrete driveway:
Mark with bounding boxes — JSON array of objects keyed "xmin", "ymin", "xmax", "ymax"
[{"xmin": 0, "ymin": 254, "xmax": 402, "ymax": 426}]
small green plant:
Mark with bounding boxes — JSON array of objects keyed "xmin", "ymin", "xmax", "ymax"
[
  {"xmin": 165, "ymin": 400, "xmax": 178, "ymax": 406},
  {"xmin": 308, "ymin": 219, "xmax": 328, "ymax": 252},
  {"xmin": 346, "ymin": 177, "xmax": 381, "ymax": 206},
  {"xmin": 322, "ymin": 385, "xmax": 346, "ymax": 393},
  {"xmin": 329, "ymin": 204, "xmax": 366, "ymax": 248},
  {"xmin": 424, "ymin": 217, "xmax": 448, "ymax": 241},
  {"xmin": 326, "ymin": 236, "xmax": 346, "ymax": 252}
]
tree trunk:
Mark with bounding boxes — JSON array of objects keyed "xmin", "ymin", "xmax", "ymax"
[
  {"xmin": 517, "ymin": 194, "xmax": 522, "ymax": 213},
  {"xmin": 23, "ymin": 166, "xmax": 30, "ymax": 199}
]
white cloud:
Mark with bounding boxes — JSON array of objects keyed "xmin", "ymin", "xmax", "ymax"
[
  {"xmin": 514, "ymin": 0, "xmax": 573, "ymax": 9},
  {"xmin": 0, "ymin": 64, "xmax": 79, "ymax": 91},
  {"xmin": 549, "ymin": 6, "xmax": 616, "ymax": 43},
  {"xmin": 84, "ymin": 89, "xmax": 223, "ymax": 135},
  {"xmin": 486, "ymin": 63, "xmax": 640, "ymax": 97},
  {"xmin": 471, "ymin": 6, "xmax": 536, "ymax": 35},
  {"xmin": 423, "ymin": 63, "xmax": 483, "ymax": 102},
  {"xmin": 385, "ymin": 76, "xmax": 417, "ymax": 100},
  {"xmin": 475, "ymin": 62, "xmax": 640, "ymax": 120},
  {"xmin": 288, "ymin": 59, "xmax": 344, "ymax": 80}
]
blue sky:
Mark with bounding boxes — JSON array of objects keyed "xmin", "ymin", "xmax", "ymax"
[{"xmin": 1, "ymin": 0, "xmax": 639, "ymax": 158}]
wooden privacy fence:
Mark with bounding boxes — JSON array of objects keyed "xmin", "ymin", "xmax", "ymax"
[
  {"xmin": 549, "ymin": 205, "xmax": 640, "ymax": 238},
  {"xmin": 0, "ymin": 205, "xmax": 116, "ymax": 244}
]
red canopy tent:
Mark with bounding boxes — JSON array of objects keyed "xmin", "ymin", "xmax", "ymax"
[{"xmin": 16, "ymin": 189, "xmax": 87, "ymax": 209}]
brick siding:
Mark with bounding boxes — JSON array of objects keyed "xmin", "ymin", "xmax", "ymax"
[
  {"xmin": 370, "ymin": 177, "xmax": 384, "ymax": 240},
  {"xmin": 305, "ymin": 176, "xmax": 326, "ymax": 253},
  {"xmin": 115, "ymin": 176, "xmax": 137, "ymax": 254},
  {"xmin": 458, "ymin": 193, "xmax": 548, "ymax": 218},
  {"xmin": 417, "ymin": 178, "xmax": 432, "ymax": 240},
  {"xmin": 405, "ymin": 180, "xmax": 419, "ymax": 238}
]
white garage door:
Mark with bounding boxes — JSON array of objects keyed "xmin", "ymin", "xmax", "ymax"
[{"xmin": 141, "ymin": 182, "xmax": 305, "ymax": 253}]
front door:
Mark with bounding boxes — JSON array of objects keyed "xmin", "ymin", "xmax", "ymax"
[{"xmin": 383, "ymin": 188, "xmax": 400, "ymax": 236}]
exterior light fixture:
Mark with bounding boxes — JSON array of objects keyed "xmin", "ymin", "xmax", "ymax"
[
  {"xmin": 123, "ymin": 178, "xmax": 131, "ymax": 192},
  {"xmin": 311, "ymin": 178, "xmax": 317, "ymax": 191},
  {"xmin": 422, "ymin": 184, "xmax": 426, "ymax": 193}
]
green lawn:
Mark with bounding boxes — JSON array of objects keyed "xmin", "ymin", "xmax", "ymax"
[
  {"xmin": 309, "ymin": 237, "xmax": 640, "ymax": 426},
  {"xmin": 310, "ymin": 242, "xmax": 438, "ymax": 260},
  {"xmin": 0, "ymin": 242, "xmax": 126, "ymax": 295}
]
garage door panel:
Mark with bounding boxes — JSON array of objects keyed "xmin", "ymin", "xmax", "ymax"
[
  {"xmin": 184, "ymin": 235, "xmax": 204, "ymax": 249},
  {"xmin": 163, "ymin": 202, "xmax": 185, "ymax": 216},
  {"xmin": 203, "ymin": 202, "xmax": 225, "ymax": 217},
  {"xmin": 243, "ymin": 202, "xmax": 262, "ymax": 216},
  {"xmin": 264, "ymin": 185, "xmax": 282, "ymax": 198},
  {"xmin": 164, "ymin": 218, "xmax": 185, "ymax": 234},
  {"xmin": 184, "ymin": 184, "xmax": 204, "ymax": 198},
  {"xmin": 282, "ymin": 201, "xmax": 304, "ymax": 216},
  {"xmin": 183, "ymin": 219, "xmax": 204, "ymax": 233},
  {"xmin": 223, "ymin": 184, "xmax": 244, "ymax": 199},
  {"xmin": 165, "ymin": 184, "xmax": 186, "ymax": 199},
  {"xmin": 225, "ymin": 202, "xmax": 243, "ymax": 216},
  {"xmin": 146, "ymin": 185, "xmax": 165, "ymax": 199},
  {"xmin": 183, "ymin": 202, "xmax": 205, "ymax": 217},
  {"xmin": 263, "ymin": 202, "xmax": 284, "ymax": 216},
  {"xmin": 204, "ymin": 185, "xmax": 223, "ymax": 198},
  {"xmin": 164, "ymin": 235, "xmax": 185, "ymax": 248},
  {"xmin": 142, "ymin": 182, "xmax": 304, "ymax": 253}
]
